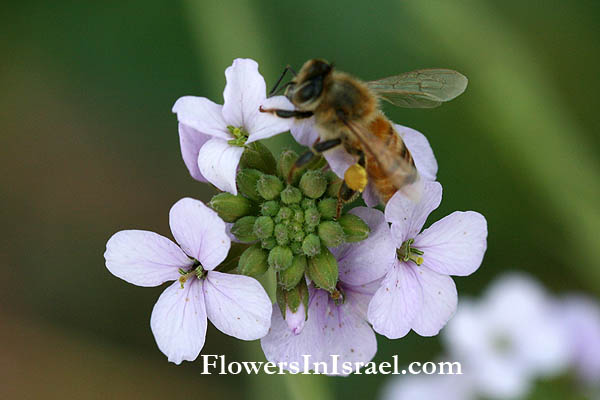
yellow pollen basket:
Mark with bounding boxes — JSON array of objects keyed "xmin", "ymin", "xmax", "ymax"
[{"xmin": 344, "ymin": 163, "xmax": 368, "ymax": 192}]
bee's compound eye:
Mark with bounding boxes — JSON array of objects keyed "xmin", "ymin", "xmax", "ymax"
[{"xmin": 297, "ymin": 79, "xmax": 322, "ymax": 103}]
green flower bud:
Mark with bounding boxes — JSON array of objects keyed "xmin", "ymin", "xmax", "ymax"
[
  {"xmin": 253, "ymin": 216, "xmax": 274, "ymax": 239},
  {"xmin": 239, "ymin": 141, "xmax": 277, "ymax": 174},
  {"xmin": 302, "ymin": 234, "xmax": 321, "ymax": 257},
  {"xmin": 261, "ymin": 237, "xmax": 277, "ymax": 250},
  {"xmin": 293, "ymin": 209, "xmax": 304, "ymax": 223},
  {"xmin": 276, "ymin": 278, "xmax": 308, "ymax": 317},
  {"xmin": 276, "ymin": 206, "xmax": 292, "ymax": 223},
  {"xmin": 289, "ymin": 221, "xmax": 303, "ymax": 233},
  {"xmin": 261, "ymin": 200, "xmax": 280, "ymax": 217},
  {"xmin": 278, "ymin": 255, "xmax": 307, "ymax": 290},
  {"xmin": 318, "ymin": 221, "xmax": 345, "ymax": 248},
  {"xmin": 236, "ymin": 169, "xmax": 263, "ymax": 202},
  {"xmin": 304, "ymin": 207, "xmax": 321, "ymax": 228},
  {"xmin": 268, "ymin": 245, "xmax": 293, "ymax": 271},
  {"xmin": 292, "ymin": 230, "xmax": 305, "ymax": 243},
  {"xmin": 306, "ymin": 247, "xmax": 338, "ymax": 293},
  {"xmin": 317, "ymin": 198, "xmax": 338, "ymax": 220},
  {"xmin": 256, "ymin": 174, "xmax": 284, "ymax": 200},
  {"xmin": 231, "ymin": 216, "xmax": 258, "ymax": 242},
  {"xmin": 274, "ymin": 223, "xmax": 289, "ymax": 246},
  {"xmin": 277, "ymin": 149, "xmax": 300, "ymax": 183},
  {"xmin": 338, "ymin": 213, "xmax": 371, "ymax": 242},
  {"xmin": 326, "ymin": 172, "xmax": 343, "ymax": 198},
  {"xmin": 280, "ymin": 185, "xmax": 302, "ymax": 204},
  {"xmin": 238, "ymin": 244, "xmax": 268, "ymax": 277},
  {"xmin": 301, "ymin": 198, "xmax": 316, "ymax": 210},
  {"xmin": 299, "ymin": 170, "xmax": 328, "ymax": 199},
  {"xmin": 290, "ymin": 241, "xmax": 303, "ymax": 255},
  {"xmin": 209, "ymin": 193, "xmax": 255, "ymax": 223}
]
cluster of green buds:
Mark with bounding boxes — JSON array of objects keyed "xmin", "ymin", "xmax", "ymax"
[{"xmin": 209, "ymin": 142, "xmax": 371, "ymax": 319}]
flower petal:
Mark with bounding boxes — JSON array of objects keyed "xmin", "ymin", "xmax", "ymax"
[
  {"xmin": 150, "ymin": 279, "xmax": 207, "ymax": 364},
  {"xmin": 104, "ymin": 230, "xmax": 190, "ymax": 287},
  {"xmin": 395, "ymin": 123, "xmax": 438, "ymax": 181},
  {"xmin": 169, "ymin": 198, "xmax": 230, "ymax": 270},
  {"xmin": 197, "ymin": 138, "xmax": 244, "ymax": 195},
  {"xmin": 246, "ymin": 96, "xmax": 294, "ymax": 142},
  {"xmin": 178, "ymin": 123, "xmax": 210, "ymax": 182},
  {"xmin": 261, "ymin": 299, "xmax": 325, "ymax": 366},
  {"xmin": 334, "ymin": 207, "xmax": 396, "ymax": 285},
  {"xmin": 290, "ymin": 116, "xmax": 320, "ymax": 147},
  {"xmin": 323, "ymin": 146, "xmax": 355, "ymax": 178},
  {"xmin": 368, "ymin": 261, "xmax": 423, "ymax": 339},
  {"xmin": 318, "ymin": 290, "xmax": 377, "ymax": 376},
  {"xmin": 222, "ymin": 58, "xmax": 266, "ymax": 129},
  {"xmin": 203, "ymin": 271, "xmax": 272, "ymax": 340},
  {"xmin": 361, "ymin": 182, "xmax": 381, "ymax": 207},
  {"xmin": 410, "ymin": 265, "xmax": 458, "ymax": 336},
  {"xmin": 415, "ymin": 211, "xmax": 487, "ymax": 276},
  {"xmin": 385, "ymin": 180, "xmax": 442, "ymax": 244},
  {"xmin": 172, "ymin": 96, "xmax": 230, "ymax": 140}
]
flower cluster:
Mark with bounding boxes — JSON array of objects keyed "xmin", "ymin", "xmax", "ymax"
[
  {"xmin": 104, "ymin": 58, "xmax": 488, "ymax": 370},
  {"xmin": 383, "ymin": 274, "xmax": 600, "ymax": 399}
]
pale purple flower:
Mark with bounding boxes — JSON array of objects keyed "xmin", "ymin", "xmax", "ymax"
[
  {"xmin": 261, "ymin": 207, "xmax": 396, "ymax": 375},
  {"xmin": 558, "ymin": 295, "xmax": 600, "ymax": 385},
  {"xmin": 381, "ymin": 372, "xmax": 475, "ymax": 400},
  {"xmin": 443, "ymin": 274, "xmax": 569, "ymax": 399},
  {"xmin": 172, "ymin": 59, "xmax": 291, "ymax": 194},
  {"xmin": 104, "ymin": 197, "xmax": 272, "ymax": 364},
  {"xmin": 269, "ymin": 107, "xmax": 438, "ymax": 206},
  {"xmin": 368, "ymin": 181, "xmax": 487, "ymax": 339}
]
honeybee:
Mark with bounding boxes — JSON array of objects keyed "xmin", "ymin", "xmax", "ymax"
[{"xmin": 260, "ymin": 59, "xmax": 467, "ymax": 207}]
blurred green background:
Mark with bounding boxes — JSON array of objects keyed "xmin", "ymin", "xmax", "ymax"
[{"xmin": 1, "ymin": 0, "xmax": 599, "ymax": 398}]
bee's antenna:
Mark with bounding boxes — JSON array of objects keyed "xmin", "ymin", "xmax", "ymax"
[{"xmin": 269, "ymin": 64, "xmax": 297, "ymax": 97}]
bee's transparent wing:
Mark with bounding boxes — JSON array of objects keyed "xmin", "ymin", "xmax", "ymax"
[
  {"xmin": 366, "ymin": 69, "xmax": 468, "ymax": 108},
  {"xmin": 343, "ymin": 120, "xmax": 422, "ymax": 202}
]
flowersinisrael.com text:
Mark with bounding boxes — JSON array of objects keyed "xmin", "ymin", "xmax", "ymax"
[{"xmin": 199, "ymin": 355, "xmax": 462, "ymax": 375}]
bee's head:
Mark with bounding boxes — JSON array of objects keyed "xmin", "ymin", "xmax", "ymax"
[{"xmin": 285, "ymin": 59, "xmax": 332, "ymax": 110}]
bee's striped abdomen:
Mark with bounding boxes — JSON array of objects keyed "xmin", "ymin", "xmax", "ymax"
[{"xmin": 365, "ymin": 115, "xmax": 417, "ymax": 203}]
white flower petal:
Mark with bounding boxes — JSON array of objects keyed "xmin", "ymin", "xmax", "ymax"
[
  {"xmin": 368, "ymin": 261, "xmax": 423, "ymax": 339},
  {"xmin": 290, "ymin": 116, "xmax": 320, "ymax": 147},
  {"xmin": 395, "ymin": 123, "xmax": 438, "ymax": 181},
  {"xmin": 415, "ymin": 211, "xmax": 487, "ymax": 276},
  {"xmin": 197, "ymin": 138, "xmax": 244, "ymax": 195},
  {"xmin": 204, "ymin": 271, "xmax": 271, "ymax": 340},
  {"xmin": 362, "ymin": 182, "xmax": 381, "ymax": 207},
  {"xmin": 105, "ymin": 230, "xmax": 190, "ymax": 287},
  {"xmin": 385, "ymin": 180, "xmax": 442, "ymax": 244},
  {"xmin": 150, "ymin": 279, "xmax": 207, "ymax": 364},
  {"xmin": 178, "ymin": 123, "xmax": 210, "ymax": 182},
  {"xmin": 246, "ymin": 96, "xmax": 293, "ymax": 142},
  {"xmin": 222, "ymin": 58, "xmax": 266, "ymax": 129},
  {"xmin": 334, "ymin": 207, "xmax": 396, "ymax": 285},
  {"xmin": 172, "ymin": 96, "xmax": 230, "ymax": 139},
  {"xmin": 261, "ymin": 298, "xmax": 325, "ymax": 366},
  {"xmin": 169, "ymin": 198, "xmax": 230, "ymax": 270},
  {"xmin": 410, "ymin": 265, "xmax": 458, "ymax": 336},
  {"xmin": 323, "ymin": 146, "xmax": 355, "ymax": 178},
  {"xmin": 320, "ymin": 292, "xmax": 378, "ymax": 376}
]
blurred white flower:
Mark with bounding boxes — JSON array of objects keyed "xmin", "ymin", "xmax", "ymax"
[
  {"xmin": 443, "ymin": 273, "xmax": 570, "ymax": 399},
  {"xmin": 557, "ymin": 295, "xmax": 600, "ymax": 385}
]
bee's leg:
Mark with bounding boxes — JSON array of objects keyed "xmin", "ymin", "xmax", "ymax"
[
  {"xmin": 259, "ymin": 107, "xmax": 313, "ymax": 119},
  {"xmin": 269, "ymin": 65, "xmax": 297, "ymax": 96},
  {"xmin": 336, "ymin": 182, "xmax": 358, "ymax": 219},
  {"xmin": 288, "ymin": 138, "xmax": 342, "ymax": 183},
  {"xmin": 336, "ymin": 151, "xmax": 366, "ymax": 218}
]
